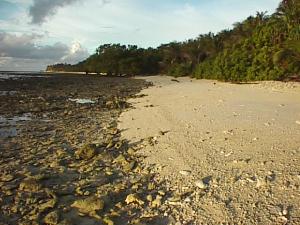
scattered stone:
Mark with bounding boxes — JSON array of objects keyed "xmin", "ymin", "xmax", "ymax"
[
  {"xmin": 19, "ymin": 178, "xmax": 41, "ymax": 192},
  {"xmin": 158, "ymin": 190, "xmax": 165, "ymax": 196},
  {"xmin": 103, "ymin": 217, "xmax": 114, "ymax": 225},
  {"xmin": 75, "ymin": 144, "xmax": 96, "ymax": 160},
  {"xmin": 256, "ymin": 177, "xmax": 267, "ymax": 188},
  {"xmin": 124, "ymin": 160, "xmax": 136, "ymax": 171},
  {"xmin": 159, "ymin": 131, "xmax": 168, "ymax": 136},
  {"xmin": 125, "ymin": 194, "xmax": 144, "ymax": 205},
  {"xmin": 114, "ymin": 141, "xmax": 123, "ymax": 149},
  {"xmin": 39, "ymin": 199, "xmax": 57, "ymax": 212},
  {"xmin": 195, "ymin": 180, "xmax": 208, "ymax": 189},
  {"xmin": 296, "ymin": 121, "xmax": 300, "ymax": 125},
  {"xmin": 179, "ymin": 170, "xmax": 191, "ymax": 176},
  {"xmin": 148, "ymin": 183, "xmax": 156, "ymax": 190},
  {"xmin": 114, "ymin": 154, "xmax": 127, "ymax": 165},
  {"xmin": 223, "ymin": 130, "xmax": 234, "ymax": 135},
  {"xmin": 1, "ymin": 174, "xmax": 14, "ymax": 182},
  {"xmin": 146, "ymin": 195, "xmax": 153, "ymax": 202},
  {"xmin": 184, "ymin": 197, "xmax": 191, "ymax": 203},
  {"xmin": 71, "ymin": 197, "xmax": 104, "ymax": 214},
  {"xmin": 127, "ymin": 148, "xmax": 135, "ymax": 155},
  {"xmin": 44, "ymin": 211, "xmax": 59, "ymax": 225},
  {"xmin": 151, "ymin": 195, "xmax": 163, "ymax": 208}
]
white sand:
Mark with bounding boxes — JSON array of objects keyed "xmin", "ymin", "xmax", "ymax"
[{"xmin": 119, "ymin": 76, "xmax": 300, "ymax": 224}]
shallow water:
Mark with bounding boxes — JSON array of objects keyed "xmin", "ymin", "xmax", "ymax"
[
  {"xmin": 0, "ymin": 72, "xmax": 49, "ymax": 80},
  {"xmin": 69, "ymin": 98, "xmax": 96, "ymax": 104},
  {"xmin": 0, "ymin": 113, "xmax": 32, "ymax": 138},
  {"xmin": 0, "ymin": 91, "xmax": 17, "ymax": 96}
]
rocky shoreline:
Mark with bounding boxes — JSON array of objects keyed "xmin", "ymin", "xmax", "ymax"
[{"xmin": 0, "ymin": 74, "xmax": 176, "ymax": 225}]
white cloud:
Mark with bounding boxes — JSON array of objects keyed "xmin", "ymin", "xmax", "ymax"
[
  {"xmin": 29, "ymin": 0, "xmax": 81, "ymax": 25},
  {"xmin": 0, "ymin": 32, "xmax": 89, "ymax": 70}
]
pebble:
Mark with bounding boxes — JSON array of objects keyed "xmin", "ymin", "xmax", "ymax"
[
  {"xmin": 125, "ymin": 194, "xmax": 144, "ymax": 205},
  {"xmin": 151, "ymin": 195, "xmax": 163, "ymax": 208},
  {"xmin": 179, "ymin": 170, "xmax": 191, "ymax": 176},
  {"xmin": 195, "ymin": 180, "xmax": 208, "ymax": 189},
  {"xmin": 184, "ymin": 197, "xmax": 191, "ymax": 203}
]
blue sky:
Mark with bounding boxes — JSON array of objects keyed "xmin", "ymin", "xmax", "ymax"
[{"xmin": 0, "ymin": 0, "xmax": 281, "ymax": 71}]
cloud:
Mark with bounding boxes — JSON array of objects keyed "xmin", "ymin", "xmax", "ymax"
[
  {"xmin": 29, "ymin": 0, "xmax": 80, "ymax": 25},
  {"xmin": 0, "ymin": 32, "xmax": 68, "ymax": 59},
  {"xmin": 29, "ymin": 0, "xmax": 110, "ymax": 25},
  {"xmin": 0, "ymin": 32, "xmax": 89, "ymax": 70}
]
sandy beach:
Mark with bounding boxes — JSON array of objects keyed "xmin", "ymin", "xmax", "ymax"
[{"xmin": 119, "ymin": 76, "xmax": 300, "ymax": 224}]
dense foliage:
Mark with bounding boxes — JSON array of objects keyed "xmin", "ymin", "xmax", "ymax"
[{"xmin": 47, "ymin": 0, "xmax": 300, "ymax": 81}]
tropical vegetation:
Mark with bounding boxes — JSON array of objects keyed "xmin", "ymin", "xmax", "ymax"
[{"xmin": 47, "ymin": 0, "xmax": 300, "ymax": 81}]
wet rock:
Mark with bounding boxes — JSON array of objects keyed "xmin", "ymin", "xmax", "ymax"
[
  {"xmin": 114, "ymin": 141, "xmax": 123, "ymax": 149},
  {"xmin": 127, "ymin": 148, "xmax": 135, "ymax": 155},
  {"xmin": 147, "ymin": 183, "xmax": 156, "ymax": 190},
  {"xmin": 75, "ymin": 144, "xmax": 96, "ymax": 160},
  {"xmin": 44, "ymin": 211, "xmax": 59, "ymax": 225},
  {"xmin": 105, "ymin": 101, "xmax": 115, "ymax": 109},
  {"xmin": 1, "ymin": 174, "xmax": 14, "ymax": 182},
  {"xmin": 39, "ymin": 199, "xmax": 57, "ymax": 212},
  {"xmin": 124, "ymin": 161, "xmax": 137, "ymax": 172},
  {"xmin": 106, "ymin": 140, "xmax": 114, "ymax": 149},
  {"xmin": 125, "ymin": 194, "xmax": 144, "ymax": 205},
  {"xmin": 71, "ymin": 196, "xmax": 104, "ymax": 214},
  {"xmin": 151, "ymin": 195, "xmax": 163, "ymax": 208},
  {"xmin": 103, "ymin": 217, "xmax": 114, "ymax": 225},
  {"xmin": 146, "ymin": 194, "xmax": 153, "ymax": 202},
  {"xmin": 113, "ymin": 154, "xmax": 127, "ymax": 165},
  {"xmin": 19, "ymin": 178, "xmax": 41, "ymax": 192}
]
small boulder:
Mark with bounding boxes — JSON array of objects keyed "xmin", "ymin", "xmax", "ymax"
[
  {"xmin": 19, "ymin": 178, "xmax": 41, "ymax": 192},
  {"xmin": 44, "ymin": 211, "xmax": 59, "ymax": 224},
  {"xmin": 195, "ymin": 180, "xmax": 208, "ymax": 189},
  {"xmin": 71, "ymin": 196, "xmax": 104, "ymax": 214},
  {"xmin": 125, "ymin": 194, "xmax": 144, "ymax": 205},
  {"xmin": 75, "ymin": 144, "xmax": 96, "ymax": 160}
]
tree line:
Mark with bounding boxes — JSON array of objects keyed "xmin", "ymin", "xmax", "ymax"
[{"xmin": 47, "ymin": 0, "xmax": 300, "ymax": 82}]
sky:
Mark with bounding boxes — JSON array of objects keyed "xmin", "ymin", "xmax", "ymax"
[{"xmin": 0, "ymin": 0, "xmax": 281, "ymax": 71}]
